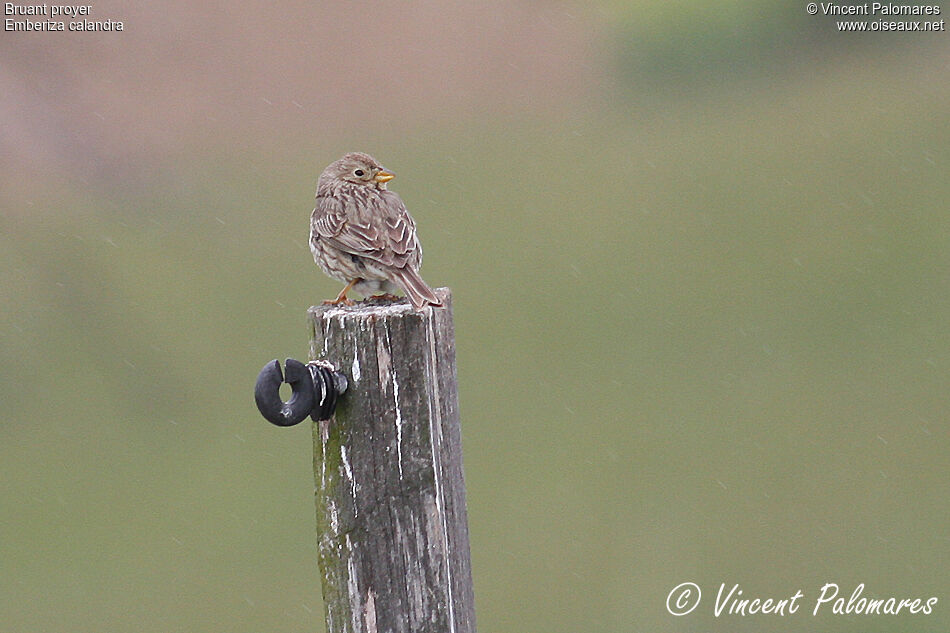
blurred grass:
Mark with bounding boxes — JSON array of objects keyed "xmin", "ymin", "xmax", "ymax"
[
  {"xmin": 600, "ymin": 0, "xmax": 931, "ymax": 90},
  {"xmin": 1, "ymin": 50, "xmax": 949, "ymax": 632}
]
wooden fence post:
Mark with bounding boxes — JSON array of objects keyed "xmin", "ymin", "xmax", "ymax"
[{"xmin": 308, "ymin": 288, "xmax": 476, "ymax": 633}]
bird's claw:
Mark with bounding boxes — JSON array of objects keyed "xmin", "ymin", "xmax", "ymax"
[
  {"xmin": 324, "ymin": 280, "xmax": 359, "ymax": 307},
  {"xmin": 322, "ymin": 296, "xmax": 355, "ymax": 307}
]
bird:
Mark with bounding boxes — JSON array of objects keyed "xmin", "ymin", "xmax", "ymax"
[{"xmin": 310, "ymin": 152, "xmax": 442, "ymax": 310}]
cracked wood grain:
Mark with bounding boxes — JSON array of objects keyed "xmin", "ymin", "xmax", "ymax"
[{"xmin": 309, "ymin": 289, "xmax": 476, "ymax": 633}]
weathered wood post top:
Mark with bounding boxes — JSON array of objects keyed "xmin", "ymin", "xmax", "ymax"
[{"xmin": 308, "ymin": 288, "xmax": 476, "ymax": 633}]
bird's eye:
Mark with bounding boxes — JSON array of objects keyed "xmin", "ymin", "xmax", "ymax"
[{"xmin": 354, "ymin": 169, "xmax": 364, "ymax": 177}]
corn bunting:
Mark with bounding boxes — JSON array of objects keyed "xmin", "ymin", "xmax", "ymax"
[{"xmin": 310, "ymin": 152, "xmax": 442, "ymax": 310}]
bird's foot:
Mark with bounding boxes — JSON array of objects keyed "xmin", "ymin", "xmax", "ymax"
[
  {"xmin": 322, "ymin": 296, "xmax": 355, "ymax": 307},
  {"xmin": 370, "ymin": 293, "xmax": 401, "ymax": 302},
  {"xmin": 323, "ymin": 280, "xmax": 359, "ymax": 306}
]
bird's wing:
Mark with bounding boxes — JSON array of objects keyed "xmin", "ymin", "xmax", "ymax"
[{"xmin": 312, "ymin": 191, "xmax": 421, "ymax": 269}]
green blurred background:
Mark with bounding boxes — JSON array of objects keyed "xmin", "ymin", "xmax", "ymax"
[{"xmin": 2, "ymin": 1, "xmax": 948, "ymax": 631}]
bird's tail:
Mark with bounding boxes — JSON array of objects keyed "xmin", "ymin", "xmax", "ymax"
[{"xmin": 393, "ymin": 267, "xmax": 443, "ymax": 310}]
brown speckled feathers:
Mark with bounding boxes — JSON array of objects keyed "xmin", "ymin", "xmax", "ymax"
[{"xmin": 310, "ymin": 153, "xmax": 441, "ymax": 310}]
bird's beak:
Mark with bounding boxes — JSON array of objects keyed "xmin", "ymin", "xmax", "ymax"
[{"xmin": 374, "ymin": 170, "xmax": 395, "ymax": 183}]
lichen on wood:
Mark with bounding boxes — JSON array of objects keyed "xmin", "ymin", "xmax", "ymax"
[{"xmin": 309, "ymin": 289, "xmax": 476, "ymax": 633}]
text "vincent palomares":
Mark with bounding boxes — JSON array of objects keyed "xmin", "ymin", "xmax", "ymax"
[
  {"xmin": 714, "ymin": 582, "xmax": 938, "ymax": 617},
  {"xmin": 816, "ymin": 2, "xmax": 941, "ymax": 15}
]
